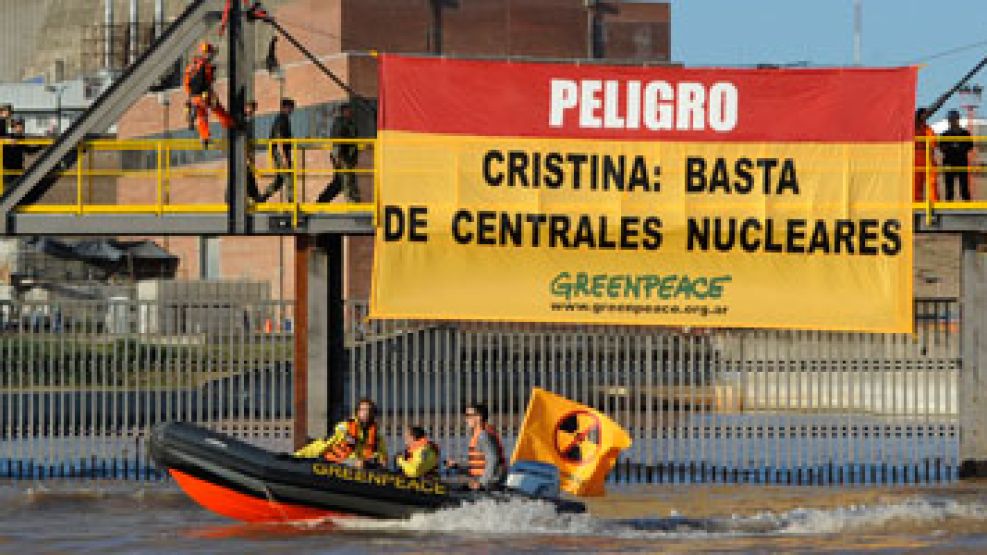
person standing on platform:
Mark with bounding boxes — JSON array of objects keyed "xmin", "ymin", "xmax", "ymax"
[
  {"xmin": 0, "ymin": 104, "xmax": 12, "ymax": 138},
  {"xmin": 939, "ymin": 109, "xmax": 974, "ymax": 201},
  {"xmin": 2, "ymin": 117, "xmax": 44, "ymax": 190},
  {"xmin": 260, "ymin": 98, "xmax": 295, "ymax": 202}
]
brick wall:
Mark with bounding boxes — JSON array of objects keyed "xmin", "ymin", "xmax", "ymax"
[{"xmin": 114, "ymin": 0, "xmax": 672, "ymax": 301}]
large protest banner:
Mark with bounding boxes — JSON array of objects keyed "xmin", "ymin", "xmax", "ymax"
[{"xmin": 371, "ymin": 55, "xmax": 916, "ymax": 332}]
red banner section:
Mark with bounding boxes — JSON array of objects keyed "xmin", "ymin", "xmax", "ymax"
[{"xmin": 378, "ymin": 55, "xmax": 917, "ymax": 143}]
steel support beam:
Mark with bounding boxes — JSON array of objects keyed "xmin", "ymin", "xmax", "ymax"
[
  {"xmin": 9, "ymin": 213, "xmax": 231, "ymax": 235},
  {"xmin": 227, "ymin": 0, "xmax": 252, "ymax": 233},
  {"xmin": 253, "ymin": 211, "xmax": 374, "ymax": 235},
  {"xmin": 915, "ymin": 211, "xmax": 987, "ymax": 232},
  {"xmin": 0, "ymin": 0, "xmax": 223, "ymax": 232},
  {"xmin": 4, "ymin": 212, "xmax": 374, "ymax": 236},
  {"xmin": 293, "ymin": 235, "xmax": 310, "ymax": 449},
  {"xmin": 14, "ymin": 210, "xmax": 987, "ymax": 236},
  {"xmin": 960, "ymin": 231, "xmax": 987, "ymax": 478},
  {"xmin": 326, "ymin": 234, "xmax": 347, "ymax": 426}
]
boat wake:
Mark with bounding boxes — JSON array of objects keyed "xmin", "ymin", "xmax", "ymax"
[
  {"xmin": 332, "ymin": 496, "xmax": 987, "ymax": 539},
  {"xmin": 5, "ymin": 482, "xmax": 987, "ymax": 541}
]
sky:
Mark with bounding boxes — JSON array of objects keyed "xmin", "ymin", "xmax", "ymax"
[{"xmin": 666, "ymin": 0, "xmax": 987, "ymax": 118}]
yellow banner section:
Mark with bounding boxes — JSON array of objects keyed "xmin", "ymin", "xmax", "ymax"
[
  {"xmin": 372, "ymin": 131, "xmax": 913, "ymax": 332},
  {"xmin": 511, "ymin": 388, "xmax": 632, "ymax": 497}
]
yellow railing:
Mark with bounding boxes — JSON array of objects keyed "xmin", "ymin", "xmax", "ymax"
[
  {"xmin": 2, "ymin": 135, "xmax": 986, "ymax": 227},
  {"xmin": 914, "ymin": 134, "xmax": 987, "ymax": 224},
  {"xmin": 0, "ymin": 137, "xmax": 376, "ymax": 226}
]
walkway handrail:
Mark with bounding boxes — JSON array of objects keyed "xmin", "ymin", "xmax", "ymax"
[
  {"xmin": 1, "ymin": 137, "xmax": 377, "ymax": 225},
  {"xmin": 914, "ymin": 134, "xmax": 987, "ymax": 224},
  {"xmin": 3, "ymin": 134, "xmax": 986, "ymax": 227}
]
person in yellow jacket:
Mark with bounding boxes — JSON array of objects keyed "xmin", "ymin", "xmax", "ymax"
[
  {"xmin": 395, "ymin": 425, "xmax": 440, "ymax": 479},
  {"xmin": 294, "ymin": 398, "xmax": 387, "ymax": 468}
]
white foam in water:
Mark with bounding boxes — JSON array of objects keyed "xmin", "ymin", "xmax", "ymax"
[
  {"xmin": 333, "ymin": 498, "xmax": 599, "ymax": 535},
  {"xmin": 771, "ymin": 498, "xmax": 987, "ymax": 535},
  {"xmin": 330, "ymin": 496, "xmax": 987, "ymax": 540}
]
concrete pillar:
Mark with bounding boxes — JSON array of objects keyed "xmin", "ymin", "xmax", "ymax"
[
  {"xmin": 960, "ymin": 231, "xmax": 987, "ymax": 478},
  {"xmin": 294, "ymin": 234, "xmax": 346, "ymax": 448}
]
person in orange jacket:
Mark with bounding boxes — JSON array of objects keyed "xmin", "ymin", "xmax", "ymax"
[
  {"xmin": 914, "ymin": 108, "xmax": 938, "ymax": 202},
  {"xmin": 184, "ymin": 41, "xmax": 234, "ymax": 147},
  {"xmin": 446, "ymin": 402, "xmax": 506, "ymax": 490},
  {"xmin": 293, "ymin": 398, "xmax": 388, "ymax": 469}
]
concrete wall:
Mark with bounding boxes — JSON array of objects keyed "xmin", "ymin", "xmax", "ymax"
[
  {"xmin": 15, "ymin": 1, "xmax": 199, "ymax": 82},
  {"xmin": 3, "ymin": 1, "xmax": 293, "ymax": 83},
  {"xmin": 0, "ymin": 238, "xmax": 15, "ymax": 284},
  {"xmin": 915, "ymin": 234, "xmax": 961, "ymax": 298},
  {"xmin": 0, "ymin": 1, "xmax": 53, "ymax": 81}
]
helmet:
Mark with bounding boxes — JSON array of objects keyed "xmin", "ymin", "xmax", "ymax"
[{"xmin": 199, "ymin": 41, "xmax": 217, "ymax": 56}]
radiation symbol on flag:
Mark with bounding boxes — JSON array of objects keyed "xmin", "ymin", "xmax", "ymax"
[{"xmin": 553, "ymin": 410, "xmax": 602, "ymax": 466}]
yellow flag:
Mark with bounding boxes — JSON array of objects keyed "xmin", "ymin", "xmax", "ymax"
[{"xmin": 511, "ymin": 388, "xmax": 632, "ymax": 496}]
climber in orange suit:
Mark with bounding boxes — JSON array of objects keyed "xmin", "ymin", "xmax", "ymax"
[{"xmin": 183, "ymin": 41, "xmax": 234, "ymax": 147}]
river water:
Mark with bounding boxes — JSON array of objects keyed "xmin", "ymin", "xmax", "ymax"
[{"xmin": 1, "ymin": 480, "xmax": 986, "ymax": 553}]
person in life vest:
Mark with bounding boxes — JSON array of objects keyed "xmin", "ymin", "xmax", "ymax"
[
  {"xmin": 446, "ymin": 402, "xmax": 506, "ymax": 490},
  {"xmin": 183, "ymin": 41, "xmax": 234, "ymax": 147},
  {"xmin": 294, "ymin": 398, "xmax": 387, "ymax": 468},
  {"xmin": 914, "ymin": 107, "xmax": 939, "ymax": 202},
  {"xmin": 395, "ymin": 425, "xmax": 440, "ymax": 479}
]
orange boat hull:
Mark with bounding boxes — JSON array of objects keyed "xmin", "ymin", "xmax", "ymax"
[{"xmin": 170, "ymin": 469, "xmax": 349, "ymax": 523}]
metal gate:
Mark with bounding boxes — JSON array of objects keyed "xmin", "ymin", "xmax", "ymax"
[
  {"xmin": 347, "ymin": 298, "xmax": 959, "ymax": 486},
  {"xmin": 0, "ymin": 296, "xmax": 295, "ymax": 479},
  {"xmin": 1, "ymin": 296, "xmax": 959, "ymax": 485}
]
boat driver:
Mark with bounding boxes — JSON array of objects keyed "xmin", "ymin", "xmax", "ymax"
[
  {"xmin": 295, "ymin": 398, "xmax": 388, "ymax": 468},
  {"xmin": 445, "ymin": 402, "xmax": 506, "ymax": 490}
]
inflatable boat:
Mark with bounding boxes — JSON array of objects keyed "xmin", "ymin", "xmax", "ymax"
[{"xmin": 149, "ymin": 422, "xmax": 586, "ymax": 523}]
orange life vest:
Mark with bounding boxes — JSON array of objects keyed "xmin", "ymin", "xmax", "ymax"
[
  {"xmin": 183, "ymin": 56, "xmax": 215, "ymax": 96},
  {"xmin": 405, "ymin": 437, "xmax": 441, "ymax": 479},
  {"xmin": 467, "ymin": 424, "xmax": 505, "ymax": 478},
  {"xmin": 324, "ymin": 418, "xmax": 379, "ymax": 463},
  {"xmin": 914, "ymin": 124, "xmax": 939, "ymax": 201},
  {"xmin": 914, "ymin": 124, "xmax": 937, "ymax": 163}
]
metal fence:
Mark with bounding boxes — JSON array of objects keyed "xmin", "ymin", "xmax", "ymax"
[
  {"xmin": 0, "ymin": 298, "xmax": 295, "ymax": 479},
  {"xmin": 0, "ymin": 297, "xmax": 960, "ymax": 485},
  {"xmin": 348, "ymin": 298, "xmax": 959, "ymax": 486}
]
